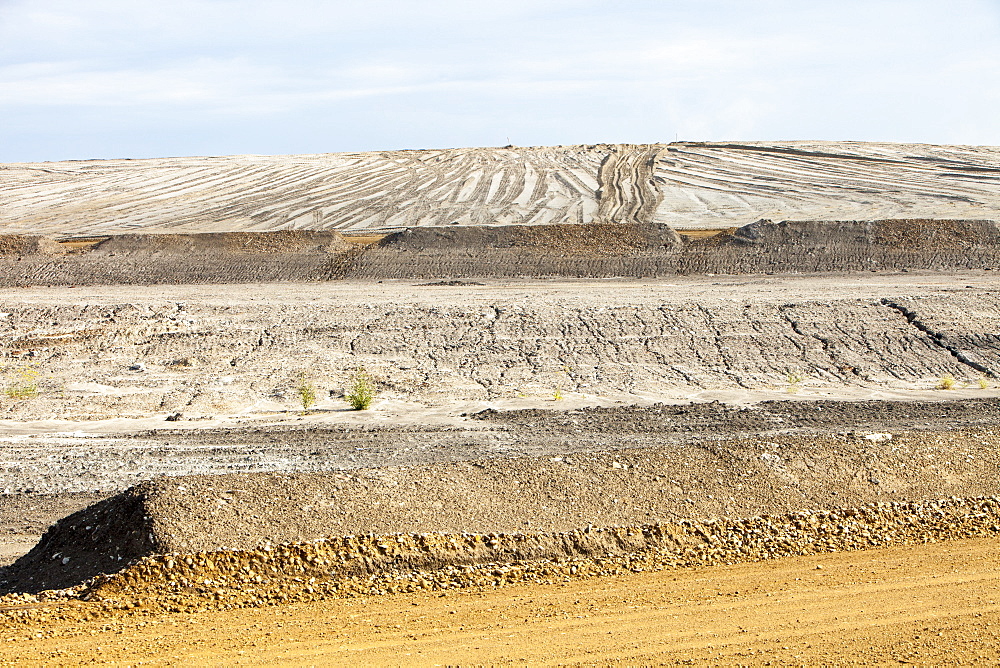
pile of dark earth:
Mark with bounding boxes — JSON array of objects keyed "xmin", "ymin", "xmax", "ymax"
[
  {"xmin": 0, "ymin": 219, "xmax": 997, "ymax": 285},
  {"xmin": 3, "ymin": 397, "xmax": 1000, "ymax": 593}
]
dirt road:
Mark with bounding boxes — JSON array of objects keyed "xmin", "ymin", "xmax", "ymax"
[{"xmin": 3, "ymin": 536, "xmax": 997, "ymax": 665}]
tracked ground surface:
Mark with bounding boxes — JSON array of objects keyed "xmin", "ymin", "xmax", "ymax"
[
  {"xmin": 3, "ymin": 141, "xmax": 1000, "ymax": 662},
  {"xmin": 0, "ymin": 276, "xmax": 996, "ymax": 425},
  {"xmin": 5, "ymin": 141, "xmax": 1000, "ymax": 236},
  {"xmin": 0, "ymin": 218, "xmax": 997, "ymax": 284},
  {"xmin": 0, "ymin": 146, "xmax": 608, "ymax": 236}
]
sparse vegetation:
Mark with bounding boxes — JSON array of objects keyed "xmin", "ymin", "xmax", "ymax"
[
  {"xmin": 346, "ymin": 366, "xmax": 376, "ymax": 410},
  {"xmin": 3, "ymin": 365, "xmax": 39, "ymax": 400},
  {"xmin": 979, "ymin": 374, "xmax": 990, "ymax": 389},
  {"xmin": 296, "ymin": 373, "xmax": 317, "ymax": 412},
  {"xmin": 553, "ymin": 389, "xmax": 564, "ymax": 401},
  {"xmin": 936, "ymin": 374, "xmax": 958, "ymax": 390},
  {"xmin": 786, "ymin": 370, "xmax": 804, "ymax": 393}
]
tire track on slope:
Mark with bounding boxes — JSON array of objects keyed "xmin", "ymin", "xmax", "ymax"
[
  {"xmin": 653, "ymin": 143, "xmax": 1000, "ymax": 225},
  {"xmin": 882, "ymin": 299, "xmax": 998, "ymax": 378},
  {"xmin": 596, "ymin": 144, "xmax": 666, "ymax": 224}
]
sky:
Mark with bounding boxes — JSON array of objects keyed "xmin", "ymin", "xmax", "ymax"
[{"xmin": 2, "ymin": 0, "xmax": 1000, "ymax": 162}]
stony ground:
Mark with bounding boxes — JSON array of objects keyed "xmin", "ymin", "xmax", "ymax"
[
  {"xmin": 3, "ymin": 537, "xmax": 999, "ymax": 665},
  {"xmin": 0, "ymin": 273, "xmax": 997, "ymax": 662}
]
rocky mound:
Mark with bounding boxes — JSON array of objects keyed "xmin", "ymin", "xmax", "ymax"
[
  {"xmin": 0, "ymin": 219, "xmax": 996, "ymax": 284},
  {"xmin": 4, "ymin": 496, "xmax": 1000, "ymax": 621},
  {"xmin": 0, "ymin": 230, "xmax": 359, "ymax": 285},
  {"xmin": 720, "ymin": 218, "xmax": 1000, "ymax": 249},
  {"xmin": 75, "ymin": 496, "xmax": 1000, "ymax": 614},
  {"xmin": 3, "ymin": 427, "xmax": 999, "ymax": 593},
  {"xmin": 355, "ymin": 222, "xmax": 682, "ymax": 278},
  {"xmin": 377, "ymin": 223, "xmax": 682, "ymax": 256},
  {"xmin": 670, "ymin": 218, "xmax": 1000, "ymax": 275},
  {"xmin": 0, "ymin": 235, "xmax": 62, "ymax": 256},
  {"xmin": 93, "ymin": 230, "xmax": 351, "ymax": 255},
  {"xmin": 352, "ymin": 218, "xmax": 1000, "ymax": 279}
]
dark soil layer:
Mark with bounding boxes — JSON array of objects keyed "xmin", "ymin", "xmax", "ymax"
[
  {"xmin": 0, "ymin": 219, "xmax": 996, "ymax": 285},
  {"xmin": 375, "ymin": 223, "xmax": 682, "ymax": 255},
  {"xmin": 354, "ymin": 219, "xmax": 1000, "ymax": 279},
  {"xmin": 472, "ymin": 396, "xmax": 1000, "ymax": 434}
]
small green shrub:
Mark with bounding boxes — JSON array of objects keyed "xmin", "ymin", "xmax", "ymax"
[
  {"xmin": 296, "ymin": 373, "xmax": 317, "ymax": 412},
  {"xmin": 936, "ymin": 374, "xmax": 958, "ymax": 390},
  {"xmin": 4, "ymin": 366, "xmax": 39, "ymax": 400},
  {"xmin": 346, "ymin": 367, "xmax": 376, "ymax": 410},
  {"xmin": 978, "ymin": 374, "xmax": 990, "ymax": 389},
  {"xmin": 553, "ymin": 389, "xmax": 564, "ymax": 401},
  {"xmin": 785, "ymin": 370, "xmax": 804, "ymax": 393}
]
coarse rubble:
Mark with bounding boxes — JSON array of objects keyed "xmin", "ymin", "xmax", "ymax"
[
  {"xmin": 2, "ymin": 496, "xmax": 999, "ymax": 625},
  {"xmin": 3, "ymin": 425, "xmax": 1000, "ymax": 593}
]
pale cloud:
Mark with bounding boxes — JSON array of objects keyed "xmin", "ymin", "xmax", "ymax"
[
  {"xmin": 1, "ymin": 0, "xmax": 999, "ymax": 160},
  {"xmin": 0, "ymin": 59, "xmax": 258, "ymax": 107}
]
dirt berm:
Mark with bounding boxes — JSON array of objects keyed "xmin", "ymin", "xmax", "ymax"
[
  {"xmin": 354, "ymin": 218, "xmax": 1000, "ymax": 279},
  {"xmin": 0, "ymin": 235, "xmax": 62, "ymax": 256},
  {"xmin": 0, "ymin": 219, "xmax": 997, "ymax": 285},
  {"xmin": 4, "ymin": 425, "xmax": 998, "ymax": 594},
  {"xmin": 0, "ymin": 230, "xmax": 357, "ymax": 286},
  {"xmin": 91, "ymin": 230, "xmax": 351, "ymax": 255}
]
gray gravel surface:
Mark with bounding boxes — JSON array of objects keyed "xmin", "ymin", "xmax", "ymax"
[{"xmin": 3, "ymin": 398, "xmax": 1000, "ymax": 499}]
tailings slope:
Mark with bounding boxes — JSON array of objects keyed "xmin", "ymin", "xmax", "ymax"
[{"xmin": 4, "ymin": 141, "xmax": 1000, "ymax": 235}]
